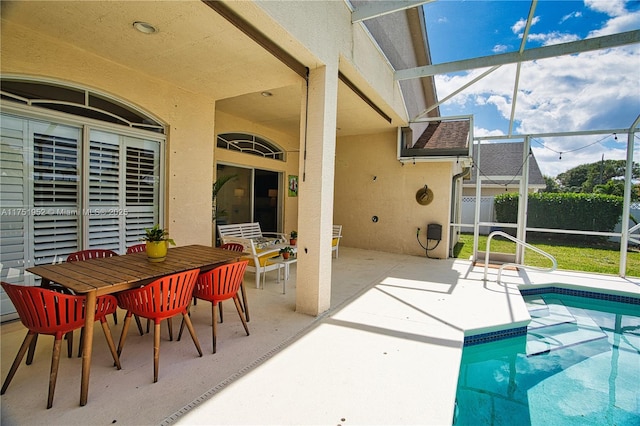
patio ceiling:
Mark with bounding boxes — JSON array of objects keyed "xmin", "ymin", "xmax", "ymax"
[{"xmin": 1, "ymin": 0, "xmax": 396, "ymax": 138}]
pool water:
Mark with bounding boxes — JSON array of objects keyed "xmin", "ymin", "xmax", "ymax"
[{"xmin": 454, "ymin": 293, "xmax": 640, "ymax": 425}]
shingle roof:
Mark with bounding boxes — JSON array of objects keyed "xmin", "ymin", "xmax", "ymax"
[
  {"xmin": 465, "ymin": 142, "xmax": 545, "ymax": 186},
  {"xmin": 401, "ymin": 120, "xmax": 470, "ymax": 157}
]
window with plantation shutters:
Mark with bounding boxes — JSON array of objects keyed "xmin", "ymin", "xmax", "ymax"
[{"xmin": 1, "ymin": 110, "xmax": 164, "ymax": 320}]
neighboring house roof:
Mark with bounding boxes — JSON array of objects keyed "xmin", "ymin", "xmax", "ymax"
[
  {"xmin": 465, "ymin": 142, "xmax": 545, "ymax": 187},
  {"xmin": 400, "ymin": 119, "xmax": 471, "ymax": 158}
]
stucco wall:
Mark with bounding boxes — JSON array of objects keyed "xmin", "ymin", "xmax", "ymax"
[
  {"xmin": 1, "ymin": 22, "xmax": 215, "ymax": 246},
  {"xmin": 334, "ymin": 131, "xmax": 452, "ymax": 259}
]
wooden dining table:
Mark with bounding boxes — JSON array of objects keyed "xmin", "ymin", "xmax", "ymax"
[{"xmin": 25, "ymin": 244, "xmax": 243, "ymax": 406}]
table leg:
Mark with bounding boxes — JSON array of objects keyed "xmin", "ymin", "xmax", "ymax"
[{"xmin": 80, "ymin": 291, "xmax": 96, "ymax": 406}]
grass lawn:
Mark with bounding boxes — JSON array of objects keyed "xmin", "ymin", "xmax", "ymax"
[{"xmin": 453, "ymin": 233, "xmax": 640, "ymax": 278}]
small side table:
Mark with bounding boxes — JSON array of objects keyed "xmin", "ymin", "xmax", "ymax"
[{"xmin": 266, "ymin": 255, "xmax": 297, "ymax": 293}]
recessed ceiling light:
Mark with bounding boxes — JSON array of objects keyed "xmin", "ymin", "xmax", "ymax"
[
  {"xmin": 133, "ymin": 21, "xmax": 158, "ymax": 34},
  {"xmin": 261, "ymin": 91, "xmax": 273, "ymax": 97}
]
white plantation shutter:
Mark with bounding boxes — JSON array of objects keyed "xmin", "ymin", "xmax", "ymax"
[
  {"xmin": 87, "ymin": 130, "xmax": 122, "ymax": 250},
  {"xmin": 125, "ymin": 140, "xmax": 160, "ymax": 246},
  {"xmin": 31, "ymin": 121, "xmax": 81, "ymax": 264},
  {"xmin": 0, "ymin": 115, "xmax": 30, "ymax": 319}
]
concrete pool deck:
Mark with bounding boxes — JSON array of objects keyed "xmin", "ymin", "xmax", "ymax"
[{"xmin": 2, "ymin": 247, "xmax": 639, "ymax": 425}]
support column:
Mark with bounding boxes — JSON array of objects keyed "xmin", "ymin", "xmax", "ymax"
[{"xmin": 295, "ymin": 65, "xmax": 338, "ymax": 316}]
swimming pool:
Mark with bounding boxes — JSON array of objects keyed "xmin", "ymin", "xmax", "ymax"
[{"xmin": 454, "ymin": 291, "xmax": 640, "ymax": 425}]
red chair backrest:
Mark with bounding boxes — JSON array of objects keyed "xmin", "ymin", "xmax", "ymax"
[
  {"xmin": 126, "ymin": 244, "xmax": 146, "ymax": 254},
  {"xmin": 194, "ymin": 260, "xmax": 248, "ymax": 303},
  {"xmin": 1, "ymin": 282, "xmax": 86, "ymax": 338},
  {"xmin": 116, "ymin": 269, "xmax": 200, "ymax": 321},
  {"xmin": 67, "ymin": 249, "xmax": 117, "ymax": 262},
  {"xmin": 220, "ymin": 243, "xmax": 244, "ymax": 252}
]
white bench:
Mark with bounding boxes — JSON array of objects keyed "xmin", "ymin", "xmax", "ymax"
[
  {"xmin": 218, "ymin": 223, "xmax": 287, "ymax": 288},
  {"xmin": 332, "ymin": 225, "xmax": 342, "ymax": 258},
  {"xmin": 217, "ymin": 222, "xmax": 286, "ymax": 241}
]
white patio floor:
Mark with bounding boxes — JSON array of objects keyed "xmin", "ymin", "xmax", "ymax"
[{"xmin": 2, "ymin": 247, "xmax": 638, "ymax": 425}]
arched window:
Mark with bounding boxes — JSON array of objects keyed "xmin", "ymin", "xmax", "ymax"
[
  {"xmin": 217, "ymin": 133, "xmax": 285, "ymax": 161},
  {"xmin": 1, "ymin": 78, "xmax": 165, "ymax": 133}
]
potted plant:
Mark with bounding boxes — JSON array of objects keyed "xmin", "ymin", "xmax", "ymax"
[
  {"xmin": 289, "ymin": 230, "xmax": 297, "ymax": 246},
  {"xmin": 142, "ymin": 224, "xmax": 176, "ymax": 262},
  {"xmin": 279, "ymin": 246, "xmax": 295, "ymax": 260}
]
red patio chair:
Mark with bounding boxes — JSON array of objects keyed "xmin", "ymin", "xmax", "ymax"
[
  {"xmin": 218, "ymin": 242, "xmax": 249, "ymax": 321},
  {"xmin": 179, "ymin": 260, "xmax": 250, "ymax": 353},
  {"xmin": 0, "ymin": 282, "xmax": 121, "ymax": 409},
  {"xmin": 67, "ymin": 249, "xmax": 120, "ymax": 354},
  {"xmin": 116, "ymin": 269, "xmax": 203, "ymax": 383},
  {"xmin": 66, "ymin": 248, "xmax": 118, "ymax": 262},
  {"xmin": 126, "ymin": 243, "xmax": 146, "ymax": 254},
  {"xmin": 127, "ymin": 243, "xmax": 152, "ymax": 335}
]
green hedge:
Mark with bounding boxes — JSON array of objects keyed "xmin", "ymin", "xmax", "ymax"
[{"xmin": 494, "ymin": 192, "xmax": 624, "ymax": 238}]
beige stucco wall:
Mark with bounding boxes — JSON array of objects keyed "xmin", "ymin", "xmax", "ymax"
[
  {"xmin": 1, "ymin": 21, "xmax": 216, "ymax": 246},
  {"xmin": 334, "ymin": 131, "xmax": 453, "ymax": 259}
]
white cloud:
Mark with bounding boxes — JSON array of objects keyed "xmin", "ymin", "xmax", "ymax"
[
  {"xmin": 512, "ymin": 16, "xmax": 540, "ymax": 34},
  {"xmin": 493, "ymin": 44, "xmax": 509, "ymax": 53},
  {"xmin": 560, "ymin": 11, "xmax": 582, "ymax": 24},
  {"xmin": 527, "ymin": 32, "xmax": 580, "ymax": 46},
  {"xmin": 434, "ymin": 2, "xmax": 640, "ymax": 177},
  {"xmin": 474, "ymin": 127, "xmax": 505, "ymax": 138},
  {"xmin": 588, "ymin": 11, "xmax": 640, "ymax": 36},
  {"xmin": 584, "ymin": 0, "xmax": 627, "ymax": 17}
]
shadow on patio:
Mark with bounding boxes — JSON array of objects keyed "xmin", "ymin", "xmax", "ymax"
[{"xmin": 2, "ymin": 247, "xmax": 528, "ymax": 425}]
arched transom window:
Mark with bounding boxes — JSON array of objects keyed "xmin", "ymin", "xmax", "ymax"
[{"xmin": 217, "ymin": 133, "xmax": 284, "ymax": 161}]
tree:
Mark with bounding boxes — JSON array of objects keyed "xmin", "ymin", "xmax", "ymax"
[
  {"xmin": 557, "ymin": 160, "xmax": 638, "ymax": 193},
  {"xmin": 542, "ymin": 175, "xmax": 560, "ymax": 193}
]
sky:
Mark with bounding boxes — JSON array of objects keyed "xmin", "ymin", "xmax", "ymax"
[{"xmin": 422, "ymin": 0, "xmax": 640, "ymax": 177}]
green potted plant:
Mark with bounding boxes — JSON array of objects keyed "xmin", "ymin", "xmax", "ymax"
[
  {"xmin": 142, "ymin": 224, "xmax": 176, "ymax": 262},
  {"xmin": 289, "ymin": 230, "xmax": 297, "ymax": 246},
  {"xmin": 279, "ymin": 246, "xmax": 295, "ymax": 260}
]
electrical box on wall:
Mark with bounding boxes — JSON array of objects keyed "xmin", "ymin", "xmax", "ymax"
[{"xmin": 427, "ymin": 223, "xmax": 442, "ymax": 241}]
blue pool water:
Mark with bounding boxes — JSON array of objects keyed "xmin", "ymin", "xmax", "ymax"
[{"xmin": 454, "ymin": 293, "xmax": 640, "ymax": 425}]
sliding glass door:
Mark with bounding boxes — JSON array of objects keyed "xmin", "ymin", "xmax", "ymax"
[{"xmin": 215, "ymin": 164, "xmax": 281, "ymax": 234}]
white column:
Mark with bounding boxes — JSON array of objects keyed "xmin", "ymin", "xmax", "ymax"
[{"xmin": 295, "ymin": 65, "xmax": 338, "ymax": 316}]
